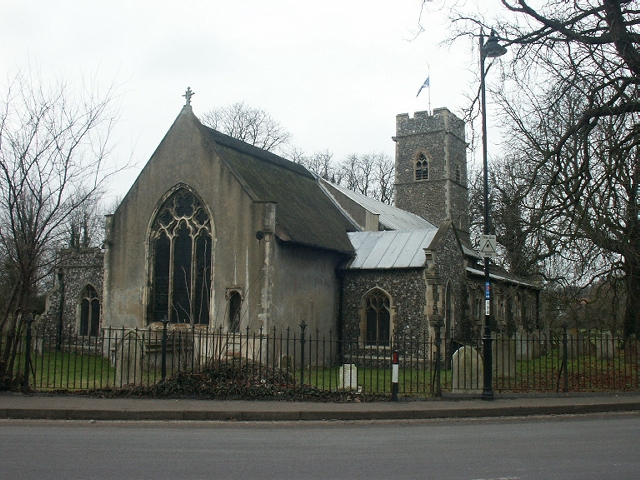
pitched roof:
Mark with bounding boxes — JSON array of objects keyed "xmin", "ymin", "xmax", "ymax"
[
  {"xmin": 466, "ymin": 266, "xmax": 542, "ymax": 289},
  {"xmin": 320, "ymin": 179, "xmax": 435, "ymax": 231},
  {"xmin": 202, "ymin": 125, "xmax": 356, "ymax": 254},
  {"xmin": 346, "ymin": 230, "xmax": 438, "ymax": 269}
]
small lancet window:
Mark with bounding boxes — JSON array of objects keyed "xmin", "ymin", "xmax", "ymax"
[
  {"xmin": 415, "ymin": 153, "xmax": 429, "ymax": 181},
  {"xmin": 228, "ymin": 291, "xmax": 242, "ymax": 333}
]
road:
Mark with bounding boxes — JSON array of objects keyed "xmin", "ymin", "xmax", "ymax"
[{"xmin": 1, "ymin": 414, "xmax": 639, "ymax": 479}]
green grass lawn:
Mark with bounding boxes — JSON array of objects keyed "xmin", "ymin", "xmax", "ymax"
[
  {"xmin": 27, "ymin": 350, "xmax": 116, "ymax": 390},
  {"xmin": 493, "ymin": 349, "xmax": 640, "ymax": 392},
  {"xmin": 298, "ymin": 365, "xmax": 452, "ymax": 395},
  {"xmin": 12, "ymin": 346, "xmax": 639, "ymax": 395}
]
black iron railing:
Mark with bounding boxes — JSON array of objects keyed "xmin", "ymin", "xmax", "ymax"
[{"xmin": 4, "ymin": 323, "xmax": 639, "ymax": 395}]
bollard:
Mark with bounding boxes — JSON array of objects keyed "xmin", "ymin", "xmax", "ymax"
[{"xmin": 391, "ymin": 350, "xmax": 399, "ymax": 401}]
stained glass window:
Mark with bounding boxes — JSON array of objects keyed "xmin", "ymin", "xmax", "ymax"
[{"xmin": 149, "ymin": 189, "xmax": 212, "ymax": 324}]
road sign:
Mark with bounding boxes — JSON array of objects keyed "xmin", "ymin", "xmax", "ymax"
[{"xmin": 479, "ymin": 234, "xmax": 497, "ymax": 258}]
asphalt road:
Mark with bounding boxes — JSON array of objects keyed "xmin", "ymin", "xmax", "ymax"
[{"xmin": 1, "ymin": 414, "xmax": 639, "ymax": 479}]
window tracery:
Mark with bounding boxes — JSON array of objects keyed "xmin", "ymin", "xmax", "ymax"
[
  {"xmin": 363, "ymin": 289, "xmax": 392, "ymax": 346},
  {"xmin": 79, "ymin": 285, "xmax": 100, "ymax": 336},
  {"xmin": 149, "ymin": 188, "xmax": 212, "ymax": 325}
]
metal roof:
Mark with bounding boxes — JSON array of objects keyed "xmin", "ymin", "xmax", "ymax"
[
  {"xmin": 466, "ymin": 267, "xmax": 541, "ymax": 289},
  {"xmin": 347, "ymin": 230, "xmax": 438, "ymax": 269},
  {"xmin": 320, "ymin": 180, "xmax": 435, "ymax": 231}
]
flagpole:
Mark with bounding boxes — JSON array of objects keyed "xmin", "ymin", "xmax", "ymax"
[
  {"xmin": 416, "ymin": 71, "xmax": 431, "ymax": 109},
  {"xmin": 427, "ymin": 64, "xmax": 431, "ymax": 114}
]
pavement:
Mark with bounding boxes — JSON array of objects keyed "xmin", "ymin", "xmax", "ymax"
[{"xmin": 2, "ymin": 392, "xmax": 640, "ymax": 421}]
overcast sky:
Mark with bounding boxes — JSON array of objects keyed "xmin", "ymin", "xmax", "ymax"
[{"xmin": 0, "ymin": 0, "xmax": 488, "ymax": 201}]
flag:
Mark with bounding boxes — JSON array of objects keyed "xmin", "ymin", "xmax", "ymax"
[{"xmin": 416, "ymin": 76, "xmax": 430, "ymax": 97}]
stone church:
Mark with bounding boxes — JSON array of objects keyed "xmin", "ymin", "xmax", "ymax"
[{"xmin": 42, "ymin": 96, "xmax": 541, "ymax": 346}]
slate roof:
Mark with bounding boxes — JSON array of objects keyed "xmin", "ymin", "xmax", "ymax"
[
  {"xmin": 346, "ymin": 230, "xmax": 438, "ymax": 269},
  {"xmin": 202, "ymin": 126, "xmax": 356, "ymax": 254}
]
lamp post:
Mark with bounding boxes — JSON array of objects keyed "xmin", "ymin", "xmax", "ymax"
[{"xmin": 480, "ymin": 29, "xmax": 507, "ymax": 400}]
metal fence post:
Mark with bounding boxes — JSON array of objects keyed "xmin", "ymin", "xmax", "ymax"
[
  {"xmin": 56, "ymin": 270, "xmax": 64, "ymax": 351},
  {"xmin": 433, "ymin": 319, "xmax": 443, "ymax": 397},
  {"xmin": 562, "ymin": 324, "xmax": 569, "ymax": 393},
  {"xmin": 300, "ymin": 321, "xmax": 307, "ymax": 385},
  {"xmin": 22, "ymin": 315, "xmax": 34, "ymax": 392},
  {"xmin": 161, "ymin": 315, "xmax": 169, "ymax": 380}
]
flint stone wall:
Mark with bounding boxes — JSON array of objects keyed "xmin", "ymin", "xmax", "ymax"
[{"xmin": 38, "ymin": 247, "xmax": 105, "ymax": 336}]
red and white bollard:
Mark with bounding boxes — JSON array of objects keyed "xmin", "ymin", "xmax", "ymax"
[{"xmin": 391, "ymin": 350, "xmax": 399, "ymax": 401}]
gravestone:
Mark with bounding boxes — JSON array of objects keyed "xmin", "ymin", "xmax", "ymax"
[
  {"xmin": 567, "ymin": 330, "xmax": 596, "ymax": 357},
  {"xmin": 595, "ymin": 331, "xmax": 616, "ymax": 360},
  {"xmin": 493, "ymin": 335, "xmax": 516, "ymax": 378},
  {"xmin": 514, "ymin": 330, "xmax": 543, "ymax": 361},
  {"xmin": 338, "ymin": 364, "xmax": 358, "ymax": 390},
  {"xmin": 451, "ymin": 346, "xmax": 482, "ymax": 393},
  {"xmin": 114, "ymin": 330, "xmax": 144, "ymax": 386}
]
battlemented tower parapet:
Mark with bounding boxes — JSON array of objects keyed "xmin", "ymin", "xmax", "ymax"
[
  {"xmin": 393, "ymin": 108, "xmax": 469, "ymax": 237},
  {"xmin": 395, "ymin": 108, "xmax": 465, "ymax": 142}
]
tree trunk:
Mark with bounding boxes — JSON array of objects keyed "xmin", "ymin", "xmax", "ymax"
[{"xmin": 624, "ymin": 262, "xmax": 640, "ymax": 339}]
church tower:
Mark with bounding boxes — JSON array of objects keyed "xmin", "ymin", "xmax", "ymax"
[{"xmin": 393, "ymin": 108, "xmax": 469, "ymax": 238}]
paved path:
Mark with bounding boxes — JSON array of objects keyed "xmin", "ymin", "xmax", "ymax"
[{"xmin": 2, "ymin": 392, "xmax": 640, "ymax": 421}]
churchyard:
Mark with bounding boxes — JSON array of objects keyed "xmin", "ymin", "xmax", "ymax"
[{"xmin": 5, "ymin": 324, "xmax": 639, "ymax": 398}]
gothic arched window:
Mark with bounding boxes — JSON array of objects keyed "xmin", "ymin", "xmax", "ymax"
[
  {"xmin": 149, "ymin": 188, "xmax": 212, "ymax": 325},
  {"xmin": 415, "ymin": 153, "xmax": 429, "ymax": 181},
  {"xmin": 79, "ymin": 285, "xmax": 100, "ymax": 337},
  {"xmin": 363, "ymin": 289, "xmax": 392, "ymax": 346}
]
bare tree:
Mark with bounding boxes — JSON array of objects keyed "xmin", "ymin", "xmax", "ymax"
[
  {"xmin": 291, "ymin": 148, "xmax": 394, "ymax": 204},
  {"xmin": 468, "ymin": 156, "xmax": 555, "ymax": 279},
  {"xmin": 66, "ymin": 190, "xmax": 106, "ymax": 248},
  {"xmin": 291, "ymin": 149, "xmax": 339, "ymax": 182},
  {"xmin": 337, "ymin": 152, "xmax": 395, "ymax": 205},
  {"xmin": 442, "ymin": 1, "xmax": 640, "ymax": 336},
  {"xmin": 201, "ymin": 102, "xmax": 292, "ymax": 153},
  {"xmin": 0, "ymin": 71, "xmax": 119, "ymax": 386}
]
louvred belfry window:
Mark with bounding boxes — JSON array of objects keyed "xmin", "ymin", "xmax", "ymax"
[
  {"xmin": 415, "ymin": 153, "xmax": 429, "ymax": 181},
  {"xmin": 150, "ymin": 188, "xmax": 212, "ymax": 324}
]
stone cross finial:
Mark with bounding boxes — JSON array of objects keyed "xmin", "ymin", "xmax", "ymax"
[{"xmin": 183, "ymin": 87, "xmax": 195, "ymax": 106}]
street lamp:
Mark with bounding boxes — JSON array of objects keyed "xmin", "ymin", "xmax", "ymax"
[{"xmin": 480, "ymin": 29, "xmax": 507, "ymax": 399}]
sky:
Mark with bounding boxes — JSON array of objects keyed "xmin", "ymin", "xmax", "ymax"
[{"xmin": 0, "ymin": 0, "xmax": 490, "ymax": 202}]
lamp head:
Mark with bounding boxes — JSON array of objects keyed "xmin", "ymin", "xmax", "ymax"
[{"xmin": 482, "ymin": 29, "xmax": 507, "ymax": 58}]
